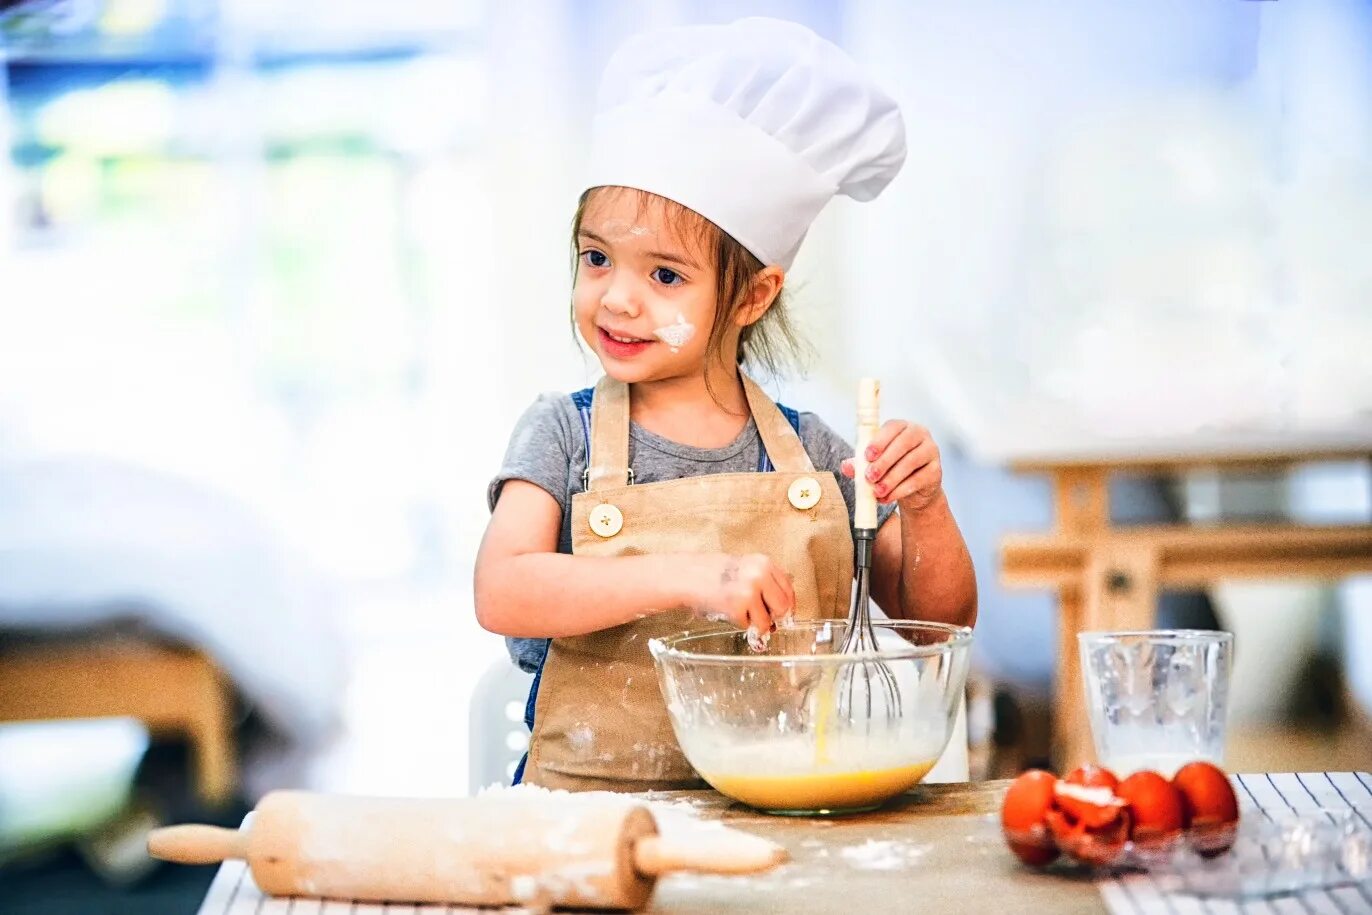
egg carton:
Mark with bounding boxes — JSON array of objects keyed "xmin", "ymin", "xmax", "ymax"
[
  {"xmin": 1009, "ymin": 808, "xmax": 1372, "ymax": 898},
  {"xmin": 1135, "ymin": 807, "xmax": 1372, "ymax": 899}
]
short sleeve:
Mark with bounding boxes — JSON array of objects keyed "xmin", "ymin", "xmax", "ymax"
[
  {"xmin": 487, "ymin": 394, "xmax": 580, "ymax": 514},
  {"xmin": 797, "ymin": 411, "xmax": 899, "ymax": 530}
]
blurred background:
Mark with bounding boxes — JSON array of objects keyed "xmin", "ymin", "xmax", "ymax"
[{"xmin": 1, "ymin": 0, "xmax": 1369, "ymax": 911}]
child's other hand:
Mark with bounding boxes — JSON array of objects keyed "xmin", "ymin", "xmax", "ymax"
[
  {"xmin": 687, "ymin": 553, "xmax": 796, "ymax": 634},
  {"xmin": 841, "ymin": 420, "xmax": 944, "ymax": 512}
]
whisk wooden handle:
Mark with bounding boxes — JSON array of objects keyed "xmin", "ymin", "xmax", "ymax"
[{"xmin": 854, "ymin": 378, "xmax": 880, "ymax": 530}]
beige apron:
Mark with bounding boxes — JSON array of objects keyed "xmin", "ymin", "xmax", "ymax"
[{"xmin": 523, "ymin": 372, "xmax": 854, "ymax": 792}]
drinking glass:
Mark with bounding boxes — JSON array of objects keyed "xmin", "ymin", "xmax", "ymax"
[{"xmin": 1078, "ymin": 629, "xmax": 1232, "ymax": 776}]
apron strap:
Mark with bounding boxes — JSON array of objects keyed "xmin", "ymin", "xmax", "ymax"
[
  {"xmin": 586, "ymin": 375, "xmax": 632, "ymax": 491},
  {"xmin": 742, "ymin": 374, "xmax": 815, "ymax": 473},
  {"xmin": 585, "ymin": 372, "xmax": 814, "ymax": 491}
]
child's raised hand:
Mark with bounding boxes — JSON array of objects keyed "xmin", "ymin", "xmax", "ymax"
[
  {"xmin": 687, "ymin": 553, "xmax": 796, "ymax": 634},
  {"xmin": 841, "ymin": 420, "xmax": 944, "ymax": 512}
]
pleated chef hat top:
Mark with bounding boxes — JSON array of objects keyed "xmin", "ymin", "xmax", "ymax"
[{"xmin": 583, "ymin": 17, "xmax": 907, "ymax": 271}]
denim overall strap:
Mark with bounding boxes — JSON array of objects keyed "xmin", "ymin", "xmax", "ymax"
[
  {"xmin": 739, "ymin": 374, "xmax": 812, "ymax": 473},
  {"xmin": 758, "ymin": 402, "xmax": 802, "ymax": 471}
]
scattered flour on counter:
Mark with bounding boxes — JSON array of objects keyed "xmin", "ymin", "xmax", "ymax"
[
  {"xmin": 839, "ymin": 839, "xmax": 928, "ymax": 870},
  {"xmin": 667, "ymin": 869, "xmax": 820, "ymax": 895},
  {"xmin": 638, "ymin": 789, "xmax": 719, "ymax": 818}
]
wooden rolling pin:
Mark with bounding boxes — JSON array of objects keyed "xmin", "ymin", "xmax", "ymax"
[{"xmin": 148, "ymin": 790, "xmax": 786, "ymax": 911}]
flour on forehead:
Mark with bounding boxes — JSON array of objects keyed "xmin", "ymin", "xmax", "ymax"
[{"xmin": 598, "ymin": 218, "xmax": 656, "ymax": 241}]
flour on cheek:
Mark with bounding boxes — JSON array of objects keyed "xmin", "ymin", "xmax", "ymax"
[{"xmin": 653, "ymin": 312, "xmax": 696, "ymax": 353}]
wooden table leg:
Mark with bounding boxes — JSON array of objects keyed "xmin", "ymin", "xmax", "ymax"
[
  {"xmin": 1054, "ymin": 583, "xmax": 1093, "ymax": 769},
  {"xmin": 1050, "ymin": 467, "xmax": 1109, "ymax": 770},
  {"xmin": 1058, "ymin": 545, "xmax": 1160, "ymax": 770},
  {"xmin": 1085, "ymin": 544, "xmax": 1159, "ymax": 633}
]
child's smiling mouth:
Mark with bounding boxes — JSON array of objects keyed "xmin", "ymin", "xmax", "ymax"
[
  {"xmin": 597, "ymin": 326, "xmax": 656, "ymax": 358},
  {"xmin": 602, "ymin": 328, "xmax": 650, "ymax": 343}
]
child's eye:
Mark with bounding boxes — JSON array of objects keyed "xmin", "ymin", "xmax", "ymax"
[
  {"xmin": 582, "ymin": 249, "xmax": 610, "ymax": 269},
  {"xmin": 653, "ymin": 267, "xmax": 683, "ymax": 286}
]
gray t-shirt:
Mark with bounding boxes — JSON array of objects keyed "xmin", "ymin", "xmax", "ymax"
[{"xmin": 487, "ymin": 391, "xmax": 896, "ymax": 672}]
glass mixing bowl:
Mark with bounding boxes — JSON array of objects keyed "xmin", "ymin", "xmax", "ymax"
[{"xmin": 650, "ymin": 620, "xmax": 972, "ymax": 815}]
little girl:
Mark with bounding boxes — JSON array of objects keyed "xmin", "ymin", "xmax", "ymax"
[{"xmin": 475, "ymin": 17, "xmax": 976, "ymax": 792}]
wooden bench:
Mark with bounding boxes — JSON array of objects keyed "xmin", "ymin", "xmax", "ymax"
[{"xmin": 0, "ymin": 640, "xmax": 237, "ymax": 806}]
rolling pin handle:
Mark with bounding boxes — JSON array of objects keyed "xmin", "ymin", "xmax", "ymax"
[
  {"xmin": 147, "ymin": 824, "xmax": 249, "ymax": 865},
  {"xmin": 631, "ymin": 832, "xmax": 788, "ymax": 877}
]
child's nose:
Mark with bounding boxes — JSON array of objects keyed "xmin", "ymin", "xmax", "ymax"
[{"xmin": 600, "ymin": 277, "xmax": 641, "ymax": 317}]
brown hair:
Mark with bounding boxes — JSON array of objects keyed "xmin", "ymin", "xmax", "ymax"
[{"xmin": 570, "ymin": 186, "xmax": 809, "ymax": 379}]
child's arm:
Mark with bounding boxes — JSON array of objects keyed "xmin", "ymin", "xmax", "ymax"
[
  {"xmin": 843, "ymin": 423, "xmax": 977, "ymax": 628},
  {"xmin": 474, "ymin": 480, "xmax": 795, "ymax": 638},
  {"xmin": 869, "ymin": 488, "xmax": 977, "ymax": 627}
]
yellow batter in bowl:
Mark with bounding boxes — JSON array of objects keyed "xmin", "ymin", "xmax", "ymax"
[
  {"xmin": 652, "ymin": 620, "xmax": 972, "ymax": 816},
  {"xmin": 703, "ymin": 760, "xmax": 937, "ymax": 813},
  {"xmin": 680, "ymin": 726, "xmax": 948, "ymax": 814}
]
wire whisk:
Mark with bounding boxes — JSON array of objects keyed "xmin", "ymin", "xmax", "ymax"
[{"xmin": 835, "ymin": 378, "xmax": 903, "ymax": 723}]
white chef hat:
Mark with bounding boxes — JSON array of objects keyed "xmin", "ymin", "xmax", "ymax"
[{"xmin": 583, "ymin": 17, "xmax": 906, "ymax": 271}]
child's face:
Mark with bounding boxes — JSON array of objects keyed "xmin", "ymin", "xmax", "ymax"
[{"xmin": 574, "ymin": 190, "xmax": 723, "ymax": 385}]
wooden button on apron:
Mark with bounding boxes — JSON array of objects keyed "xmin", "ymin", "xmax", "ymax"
[
  {"xmin": 787, "ymin": 476, "xmax": 822, "ymax": 510},
  {"xmin": 589, "ymin": 503, "xmax": 624, "ymax": 537}
]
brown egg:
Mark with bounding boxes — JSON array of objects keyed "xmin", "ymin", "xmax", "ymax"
[
  {"xmin": 1116, "ymin": 770, "xmax": 1185, "ymax": 849},
  {"xmin": 1001, "ymin": 769, "xmax": 1060, "ymax": 867},
  {"xmin": 1172, "ymin": 762, "xmax": 1240, "ymax": 857}
]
